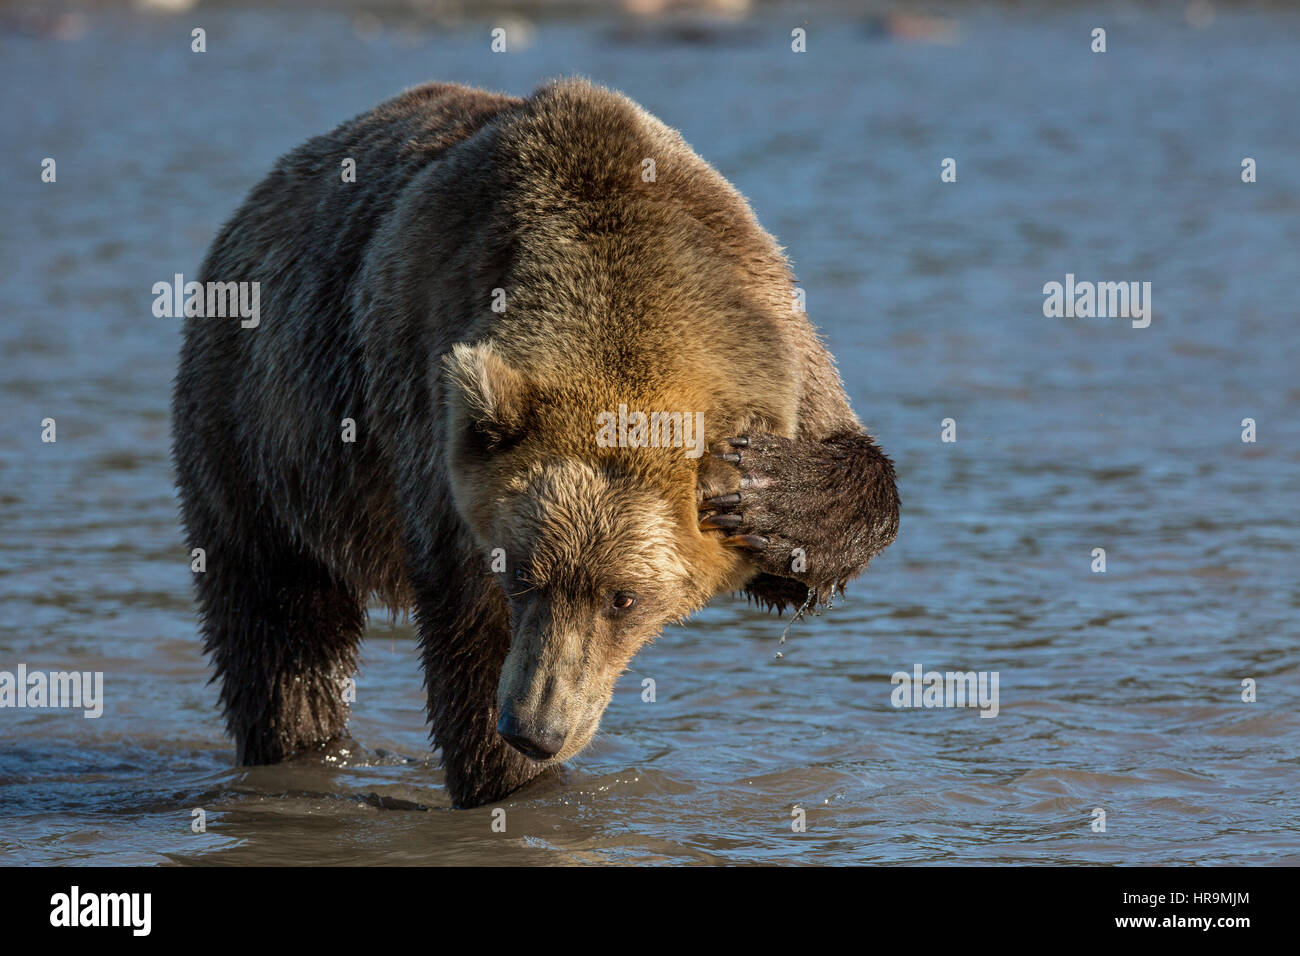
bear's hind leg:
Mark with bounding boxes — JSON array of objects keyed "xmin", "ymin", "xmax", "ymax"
[{"xmin": 194, "ymin": 540, "xmax": 365, "ymax": 765}]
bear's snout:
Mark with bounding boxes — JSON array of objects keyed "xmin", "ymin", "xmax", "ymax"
[{"xmin": 497, "ymin": 704, "xmax": 567, "ymax": 761}]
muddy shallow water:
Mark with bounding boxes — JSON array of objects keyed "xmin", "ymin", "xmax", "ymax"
[{"xmin": 1, "ymin": 2, "xmax": 1298, "ymax": 865}]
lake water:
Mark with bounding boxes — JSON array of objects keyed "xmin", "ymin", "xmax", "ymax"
[{"xmin": 1, "ymin": 1, "xmax": 1297, "ymax": 865}]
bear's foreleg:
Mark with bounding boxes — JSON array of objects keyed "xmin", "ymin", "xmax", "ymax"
[
  {"xmin": 699, "ymin": 432, "xmax": 900, "ymax": 609},
  {"xmin": 414, "ymin": 572, "xmax": 548, "ymax": 809}
]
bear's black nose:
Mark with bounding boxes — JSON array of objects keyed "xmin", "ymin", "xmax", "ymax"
[{"xmin": 497, "ymin": 709, "xmax": 566, "ymax": 760}]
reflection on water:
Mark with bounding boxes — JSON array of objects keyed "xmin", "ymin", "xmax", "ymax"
[{"xmin": 1, "ymin": 3, "xmax": 1297, "ymax": 865}]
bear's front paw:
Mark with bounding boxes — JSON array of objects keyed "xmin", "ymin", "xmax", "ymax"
[
  {"xmin": 697, "ymin": 432, "xmax": 900, "ymax": 597},
  {"xmin": 698, "ymin": 434, "xmax": 815, "ymax": 582}
]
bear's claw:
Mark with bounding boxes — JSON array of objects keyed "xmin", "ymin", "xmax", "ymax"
[
  {"xmin": 702, "ymin": 492, "xmax": 741, "ymax": 508},
  {"xmin": 699, "ymin": 512, "xmax": 743, "ymax": 530},
  {"xmin": 698, "ymin": 434, "xmax": 791, "ymax": 567}
]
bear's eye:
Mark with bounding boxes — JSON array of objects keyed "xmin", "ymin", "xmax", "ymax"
[
  {"xmin": 609, "ymin": 591, "xmax": 638, "ymax": 614},
  {"xmin": 514, "ymin": 567, "xmax": 533, "ymax": 585}
]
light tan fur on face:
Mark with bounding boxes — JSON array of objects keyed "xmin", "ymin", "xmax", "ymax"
[
  {"xmin": 491, "ymin": 458, "xmax": 708, "ymax": 761},
  {"xmin": 444, "ymin": 335, "xmax": 758, "ymax": 761},
  {"xmin": 442, "ymin": 241, "xmax": 777, "ymax": 758}
]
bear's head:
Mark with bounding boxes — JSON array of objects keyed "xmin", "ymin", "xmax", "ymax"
[{"xmin": 442, "ymin": 341, "xmax": 751, "ymax": 764}]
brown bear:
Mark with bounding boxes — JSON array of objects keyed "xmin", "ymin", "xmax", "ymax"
[{"xmin": 172, "ymin": 79, "xmax": 899, "ymax": 809}]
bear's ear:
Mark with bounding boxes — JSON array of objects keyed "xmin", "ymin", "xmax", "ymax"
[{"xmin": 442, "ymin": 342, "xmax": 530, "ymax": 450}]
